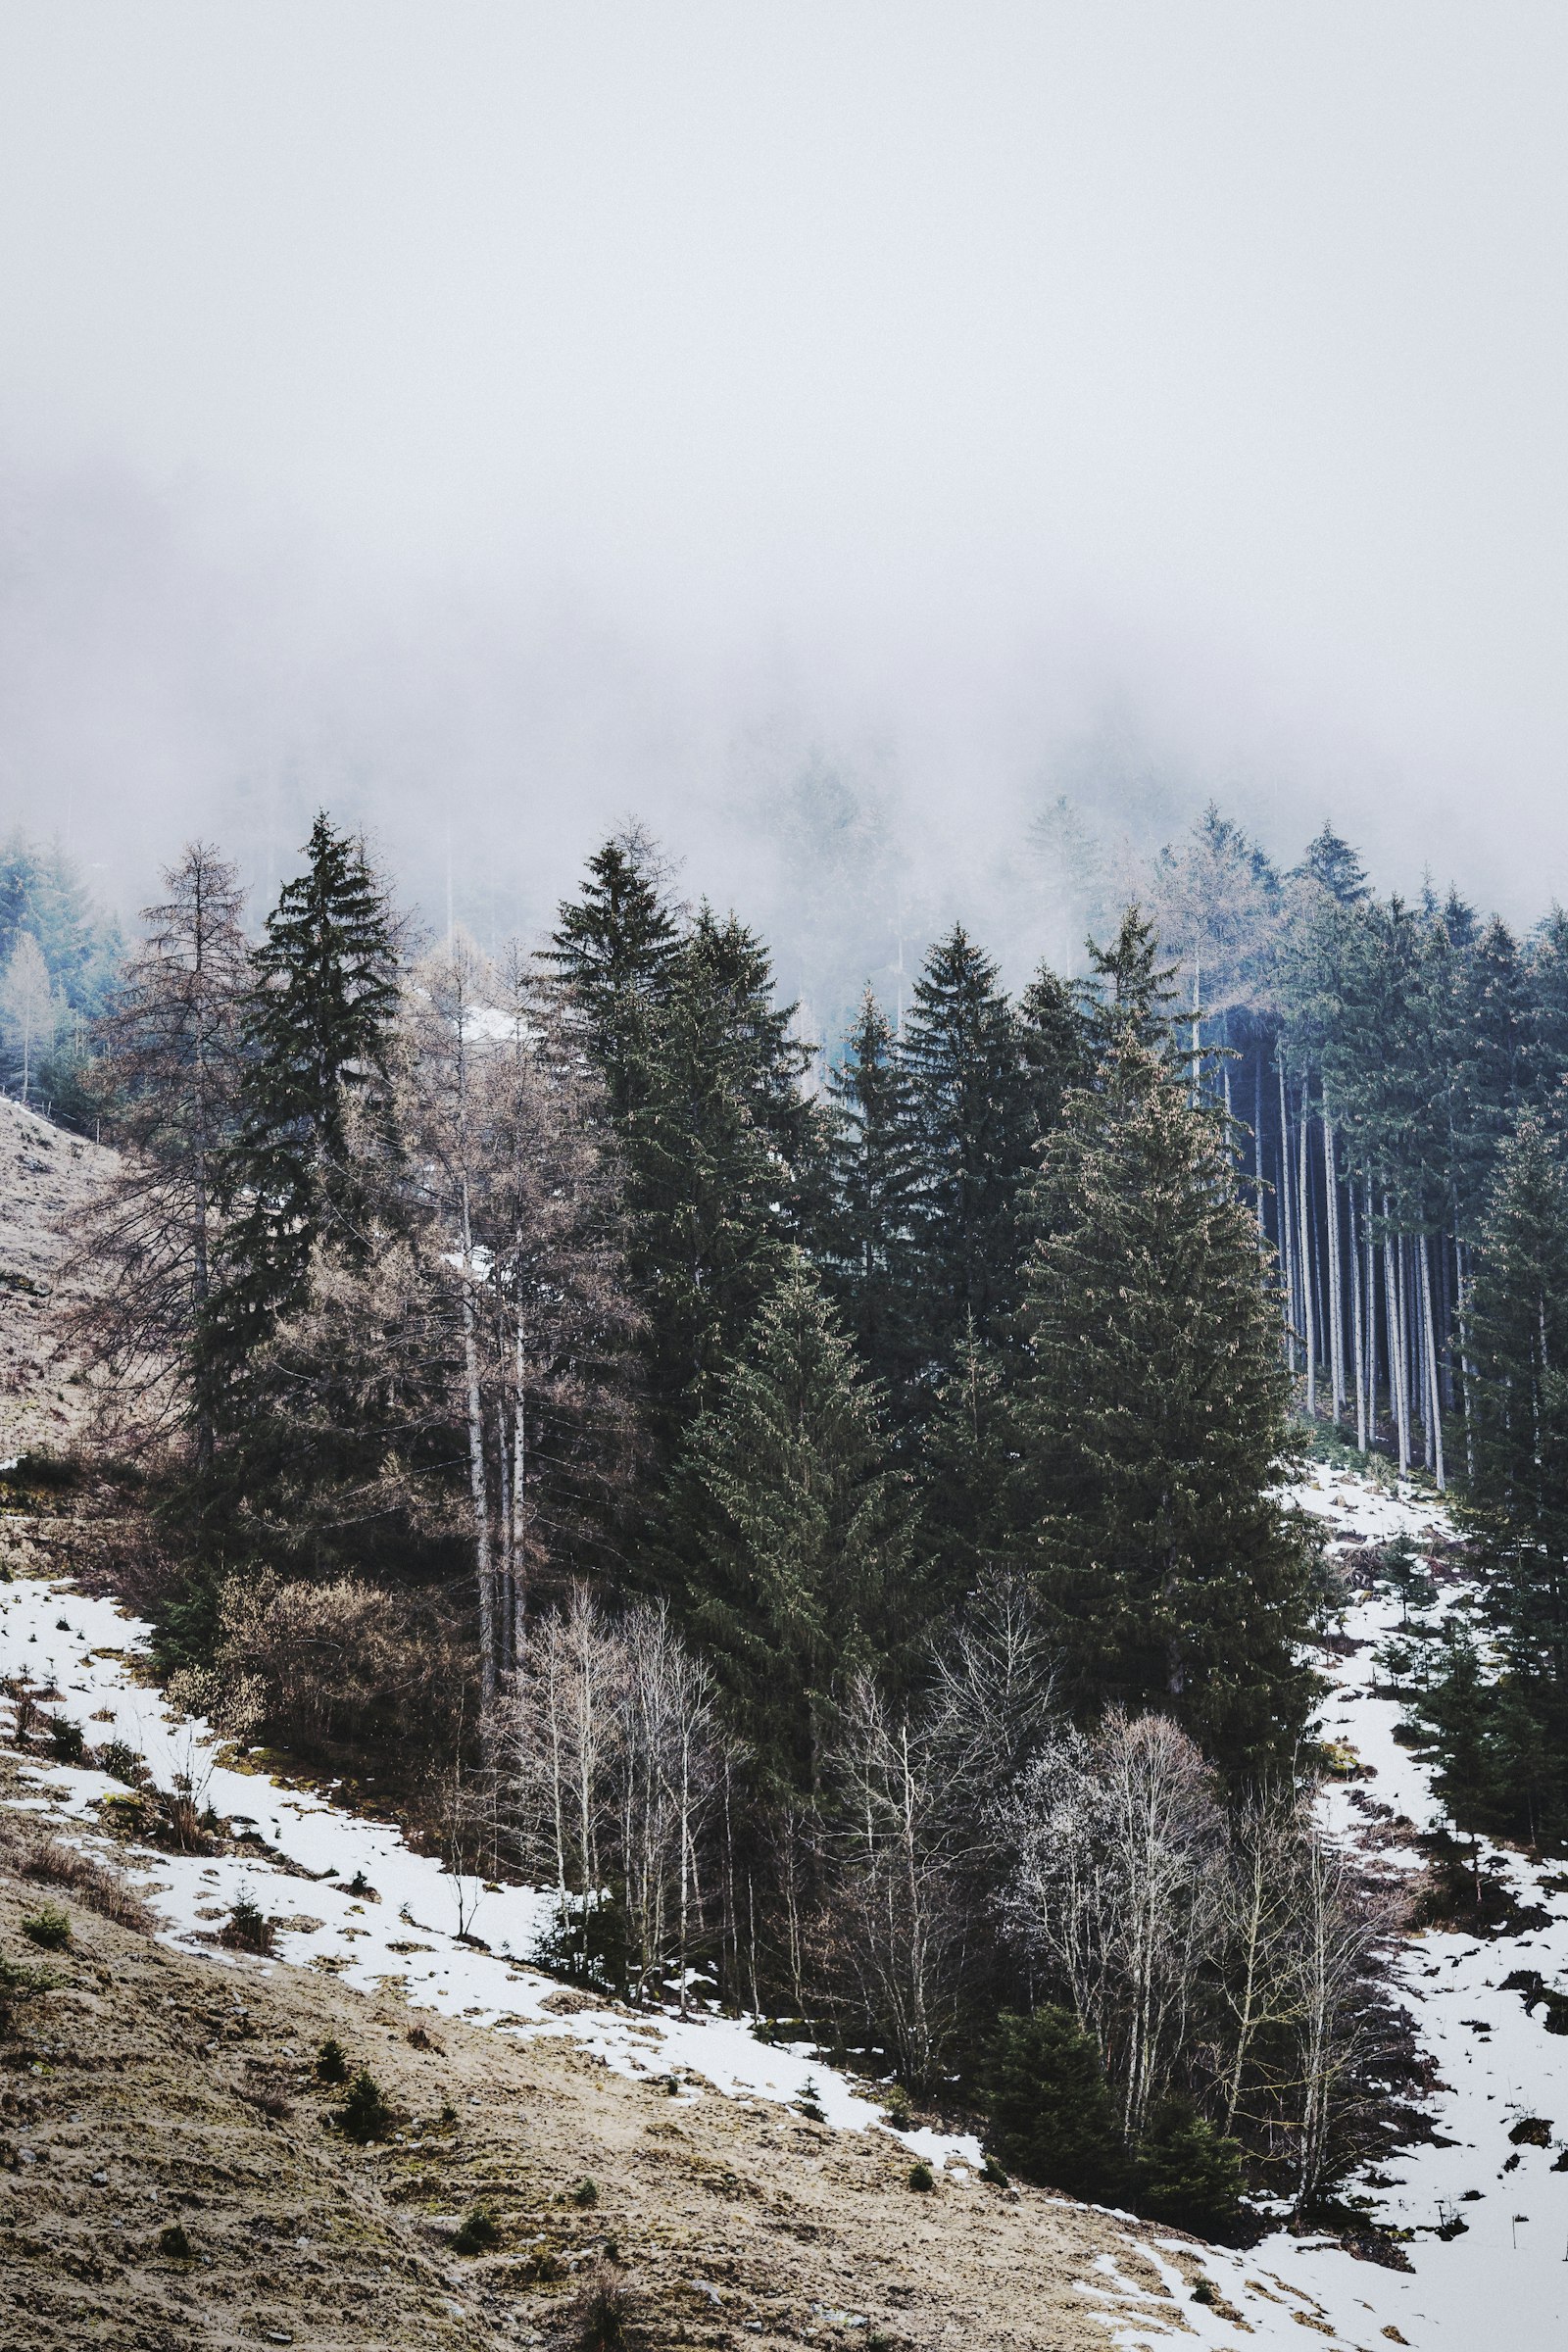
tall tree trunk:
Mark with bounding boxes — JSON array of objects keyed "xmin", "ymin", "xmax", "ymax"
[
  {"xmin": 1348, "ymin": 1180, "xmax": 1368, "ymax": 1452},
  {"xmin": 1252, "ymin": 1045, "xmax": 1265, "ymax": 1238},
  {"xmin": 463, "ymin": 1278, "xmax": 496, "ymax": 1709},
  {"xmin": 1323, "ymin": 1112, "xmax": 1346, "ymax": 1421},
  {"xmin": 1420, "ymin": 1235, "xmax": 1446, "ymax": 1492},
  {"xmin": 1456, "ymin": 1236, "xmax": 1477, "ymax": 1481},
  {"xmin": 1364, "ymin": 1175, "xmax": 1377, "ymax": 1442},
  {"xmin": 1383, "ymin": 1202, "xmax": 1410, "ymax": 1473},
  {"xmin": 1298, "ymin": 1085, "xmax": 1316, "ymax": 1416},
  {"xmin": 1278, "ymin": 1055, "xmax": 1298, "ymax": 1371}
]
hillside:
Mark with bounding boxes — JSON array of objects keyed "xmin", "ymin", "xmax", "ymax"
[{"xmin": 0, "ymin": 1096, "xmax": 116, "ymax": 1461}]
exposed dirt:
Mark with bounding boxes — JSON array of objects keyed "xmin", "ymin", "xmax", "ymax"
[
  {"xmin": 0, "ymin": 1829, "xmax": 1219, "ymax": 2352},
  {"xmin": 0, "ymin": 1097, "xmax": 115, "ymax": 1462}
]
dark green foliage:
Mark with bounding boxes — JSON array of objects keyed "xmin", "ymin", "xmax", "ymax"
[
  {"xmin": 21, "ymin": 1905, "xmax": 71, "ymax": 1950},
  {"xmin": 570, "ymin": 2176, "xmax": 600, "ymax": 2207},
  {"xmin": 900, "ymin": 926, "xmax": 1037, "ymax": 1368},
  {"xmin": 214, "ymin": 813, "xmax": 401, "ymax": 1379},
  {"xmin": 983, "ymin": 2007, "xmax": 1127, "ymax": 2205},
  {"xmin": 337, "ymin": 2066, "xmax": 393, "ymax": 2142},
  {"xmin": 1135, "ymin": 2099, "xmax": 1248, "ymax": 2239},
  {"xmin": 979, "ymin": 2152, "xmax": 1009, "ymax": 2187},
  {"xmin": 674, "ymin": 1257, "xmax": 911, "ymax": 1794},
  {"xmin": 46, "ymin": 1716, "xmax": 84, "ymax": 1765},
  {"xmin": 1014, "ymin": 1028, "xmax": 1317, "ymax": 1774},
  {"xmin": 157, "ymin": 2222, "xmax": 193, "ymax": 2262},
  {"xmin": 911, "ymin": 1319, "xmax": 1016, "ymax": 1608},
  {"xmin": 220, "ymin": 1891, "xmax": 273, "ymax": 1954},
  {"xmin": 821, "ymin": 990, "xmax": 922, "ymax": 1398},
  {"xmin": 545, "ymin": 827, "xmax": 681, "ymax": 1124},
  {"xmin": 1444, "ymin": 1115, "xmax": 1568, "ymax": 1836},
  {"xmin": 452, "ymin": 2205, "xmax": 502, "ymax": 2252},
  {"xmin": 315, "ymin": 2035, "xmax": 350, "ymax": 2084},
  {"xmin": 906, "ymin": 2160, "xmax": 934, "ymax": 2190}
]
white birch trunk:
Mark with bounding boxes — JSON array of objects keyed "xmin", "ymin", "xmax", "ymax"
[
  {"xmin": 1298, "ymin": 1087, "xmax": 1316, "ymax": 1416},
  {"xmin": 1348, "ymin": 1180, "xmax": 1368, "ymax": 1452}
]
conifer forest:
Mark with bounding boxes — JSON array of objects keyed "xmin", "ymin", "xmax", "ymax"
[{"xmin": 10, "ymin": 794, "xmax": 1568, "ymax": 2241}]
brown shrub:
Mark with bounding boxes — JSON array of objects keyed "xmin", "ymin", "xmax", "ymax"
[
  {"xmin": 200, "ymin": 1569, "xmax": 464, "ymax": 1757},
  {"xmin": 0, "ymin": 1827, "xmax": 156, "ymax": 1933}
]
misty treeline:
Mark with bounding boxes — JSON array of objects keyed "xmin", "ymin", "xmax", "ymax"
[
  {"xmin": 1070, "ymin": 806, "xmax": 1568, "ymax": 1848},
  {"xmin": 60, "ymin": 810, "xmax": 1426, "ymax": 2230},
  {"xmin": 0, "ymin": 830, "xmax": 122, "ymax": 1113}
]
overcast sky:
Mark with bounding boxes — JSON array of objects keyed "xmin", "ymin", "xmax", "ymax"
[{"xmin": 2, "ymin": 2, "xmax": 1567, "ymax": 932}]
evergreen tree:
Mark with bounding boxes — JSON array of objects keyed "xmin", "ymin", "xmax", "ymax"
[
  {"xmin": 912, "ymin": 1317, "xmax": 1016, "ymax": 1609},
  {"xmin": 983, "ymin": 2007, "xmax": 1127, "ymax": 2204},
  {"xmin": 675, "ymin": 1256, "xmax": 911, "ymax": 1794},
  {"xmin": 1297, "ymin": 822, "xmax": 1369, "ymax": 906},
  {"xmin": 1012, "ymin": 1026, "xmax": 1316, "ymax": 1775},
  {"xmin": 1017, "ymin": 959, "xmax": 1087, "ymax": 1139},
  {"xmin": 821, "ymin": 989, "xmax": 922, "ymax": 1397},
  {"xmin": 1074, "ymin": 905, "xmax": 1179, "ymax": 1065},
  {"xmin": 1458, "ymin": 1114, "xmax": 1568, "ymax": 1831},
  {"xmin": 544, "ymin": 827, "xmax": 681, "ymax": 1121},
  {"xmin": 215, "ymin": 815, "xmax": 401, "ymax": 1375},
  {"xmin": 901, "ymin": 926, "xmax": 1036, "ymax": 1370},
  {"xmin": 1136, "ymin": 2098, "xmax": 1248, "ymax": 2238},
  {"xmin": 623, "ymin": 905, "xmax": 824, "ymax": 1456}
]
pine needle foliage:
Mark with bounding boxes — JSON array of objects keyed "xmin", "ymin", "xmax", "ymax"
[
  {"xmin": 675, "ymin": 1255, "xmax": 911, "ymax": 1794},
  {"xmin": 1014, "ymin": 1026, "xmax": 1317, "ymax": 1776}
]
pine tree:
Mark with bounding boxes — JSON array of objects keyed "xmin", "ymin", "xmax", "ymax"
[
  {"xmin": 214, "ymin": 815, "xmax": 401, "ymax": 1376},
  {"xmin": 544, "ymin": 827, "xmax": 681, "ymax": 1121},
  {"xmin": 1297, "ymin": 822, "xmax": 1369, "ymax": 906},
  {"xmin": 674, "ymin": 1256, "xmax": 911, "ymax": 1795},
  {"xmin": 912, "ymin": 1317, "xmax": 1016, "ymax": 1610},
  {"xmin": 1459, "ymin": 1113, "xmax": 1568, "ymax": 1829},
  {"xmin": 1016, "ymin": 959, "xmax": 1087, "ymax": 1139},
  {"xmin": 623, "ymin": 905, "xmax": 823, "ymax": 1456},
  {"xmin": 901, "ymin": 926, "xmax": 1035, "ymax": 1370},
  {"xmin": 983, "ymin": 2007, "xmax": 1127, "ymax": 2204},
  {"xmin": 821, "ymin": 989, "xmax": 922, "ymax": 1398},
  {"xmin": 1012, "ymin": 1026, "xmax": 1316, "ymax": 1776},
  {"xmin": 1075, "ymin": 905, "xmax": 1179, "ymax": 1065}
]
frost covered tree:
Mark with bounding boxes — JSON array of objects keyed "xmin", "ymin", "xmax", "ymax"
[{"xmin": 0, "ymin": 931, "xmax": 60, "ymax": 1102}]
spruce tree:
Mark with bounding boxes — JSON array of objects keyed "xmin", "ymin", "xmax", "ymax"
[
  {"xmin": 545, "ymin": 827, "xmax": 681, "ymax": 1121},
  {"xmin": 1460, "ymin": 1113, "xmax": 1568, "ymax": 1829},
  {"xmin": 1012, "ymin": 1023, "xmax": 1316, "ymax": 1776},
  {"xmin": 623, "ymin": 906, "xmax": 824, "ymax": 1458},
  {"xmin": 821, "ymin": 989, "xmax": 922, "ymax": 1398},
  {"xmin": 901, "ymin": 926, "xmax": 1035, "ymax": 1370},
  {"xmin": 1017, "ymin": 959, "xmax": 1087, "ymax": 1138},
  {"xmin": 215, "ymin": 815, "xmax": 401, "ymax": 1373},
  {"xmin": 983, "ymin": 2007, "xmax": 1127, "ymax": 2204},
  {"xmin": 674, "ymin": 1256, "xmax": 911, "ymax": 1794},
  {"xmin": 912, "ymin": 1317, "xmax": 1016, "ymax": 1609}
]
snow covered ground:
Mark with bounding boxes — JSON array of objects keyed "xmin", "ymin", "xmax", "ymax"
[{"xmin": 5, "ymin": 1465, "xmax": 1566, "ymax": 2347}]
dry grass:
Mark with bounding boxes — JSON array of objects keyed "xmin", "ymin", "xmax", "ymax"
[{"xmin": 0, "ymin": 1820, "xmax": 156, "ymax": 1932}]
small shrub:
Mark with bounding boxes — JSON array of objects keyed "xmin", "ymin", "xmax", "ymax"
[
  {"xmin": 571, "ymin": 2261, "xmax": 638, "ymax": 2352},
  {"xmin": 21, "ymin": 1905, "xmax": 71, "ymax": 1951},
  {"xmin": 1509, "ymin": 2116, "xmax": 1553, "ymax": 2147},
  {"xmin": 439, "ymin": 2101, "xmax": 459, "ymax": 2125},
  {"xmin": 451, "ymin": 2206, "xmax": 501, "ymax": 2253},
  {"xmin": 95, "ymin": 1740, "xmax": 145, "ymax": 1788},
  {"xmin": 219, "ymin": 1891, "xmax": 273, "ymax": 1954},
  {"xmin": 47, "ymin": 1717, "xmax": 85, "ymax": 1765},
  {"xmin": 1136, "ymin": 2099, "xmax": 1249, "ymax": 2240},
  {"xmin": 795, "ymin": 2076, "xmax": 826, "ymax": 2123},
  {"xmin": 1192, "ymin": 2278, "xmax": 1217, "ymax": 2306},
  {"xmin": 523, "ymin": 2246, "xmax": 566, "ymax": 2282},
  {"xmin": 315, "ymin": 2035, "xmax": 350, "ymax": 2084},
  {"xmin": 983, "ymin": 2007, "xmax": 1127, "ymax": 2204},
  {"xmin": 338, "ymin": 2067, "xmax": 393, "ymax": 2142},
  {"xmin": 157, "ymin": 2222, "xmax": 193, "ymax": 2262},
  {"xmin": 906, "ymin": 2160, "xmax": 934, "ymax": 2192},
  {"xmin": 880, "ymin": 2084, "xmax": 912, "ymax": 2129},
  {"xmin": 570, "ymin": 2175, "xmax": 599, "ymax": 2207},
  {"xmin": 0, "ymin": 1950, "xmax": 54, "ymax": 2034},
  {"xmin": 979, "ymin": 2153, "xmax": 1009, "ymax": 2187}
]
